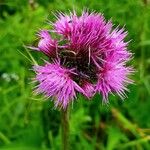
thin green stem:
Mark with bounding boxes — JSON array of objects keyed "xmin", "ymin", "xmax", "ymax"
[
  {"xmin": 118, "ymin": 136, "xmax": 150, "ymax": 149},
  {"xmin": 0, "ymin": 132, "xmax": 11, "ymax": 144},
  {"xmin": 61, "ymin": 107, "xmax": 70, "ymax": 150}
]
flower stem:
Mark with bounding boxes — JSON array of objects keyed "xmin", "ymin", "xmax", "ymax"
[{"xmin": 61, "ymin": 107, "xmax": 70, "ymax": 150}]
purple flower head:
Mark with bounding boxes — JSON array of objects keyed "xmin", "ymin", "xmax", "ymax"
[
  {"xmin": 33, "ymin": 61, "xmax": 85, "ymax": 109},
  {"xmin": 32, "ymin": 10, "xmax": 134, "ymax": 109},
  {"xmin": 31, "ymin": 30, "xmax": 58, "ymax": 57}
]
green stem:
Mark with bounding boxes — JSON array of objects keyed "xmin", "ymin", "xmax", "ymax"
[
  {"xmin": 61, "ymin": 107, "xmax": 70, "ymax": 150},
  {"xmin": 118, "ymin": 136, "xmax": 150, "ymax": 149},
  {"xmin": 0, "ymin": 132, "xmax": 11, "ymax": 144}
]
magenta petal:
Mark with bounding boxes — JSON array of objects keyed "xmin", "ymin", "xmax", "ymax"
[
  {"xmin": 37, "ymin": 30, "xmax": 58, "ymax": 57},
  {"xmin": 81, "ymin": 81, "xmax": 95, "ymax": 98}
]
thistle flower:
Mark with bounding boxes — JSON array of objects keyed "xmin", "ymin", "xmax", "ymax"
[{"xmin": 32, "ymin": 11, "xmax": 133, "ymax": 109}]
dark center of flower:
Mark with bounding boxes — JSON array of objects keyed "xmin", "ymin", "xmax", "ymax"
[{"xmin": 59, "ymin": 50, "xmax": 98, "ymax": 84}]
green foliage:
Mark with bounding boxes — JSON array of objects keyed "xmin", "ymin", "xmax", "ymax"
[{"xmin": 0, "ymin": 0, "xmax": 150, "ymax": 149}]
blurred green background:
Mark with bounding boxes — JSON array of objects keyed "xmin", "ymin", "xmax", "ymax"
[{"xmin": 0, "ymin": 0, "xmax": 150, "ymax": 149}]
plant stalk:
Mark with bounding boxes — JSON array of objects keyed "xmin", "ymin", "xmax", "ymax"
[{"xmin": 61, "ymin": 107, "xmax": 70, "ymax": 150}]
